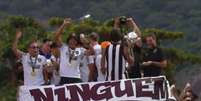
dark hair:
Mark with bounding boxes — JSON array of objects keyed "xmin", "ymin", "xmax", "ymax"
[
  {"xmin": 145, "ymin": 33, "xmax": 157, "ymax": 40},
  {"xmin": 27, "ymin": 39, "xmax": 38, "ymax": 48},
  {"xmin": 89, "ymin": 32, "xmax": 99, "ymax": 41},
  {"xmin": 50, "ymin": 42, "xmax": 58, "ymax": 48},
  {"xmin": 66, "ymin": 33, "xmax": 79, "ymax": 44},
  {"xmin": 43, "ymin": 38, "xmax": 51, "ymax": 43},
  {"xmin": 110, "ymin": 29, "xmax": 122, "ymax": 42}
]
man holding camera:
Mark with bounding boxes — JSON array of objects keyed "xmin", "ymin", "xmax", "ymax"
[
  {"xmin": 101, "ymin": 17, "xmax": 134, "ymax": 81},
  {"xmin": 114, "ymin": 16, "xmax": 143, "ymax": 79}
]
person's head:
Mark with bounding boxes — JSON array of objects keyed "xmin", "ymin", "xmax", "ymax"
[
  {"xmin": 67, "ymin": 33, "xmax": 79, "ymax": 49},
  {"xmin": 89, "ymin": 32, "xmax": 99, "ymax": 43},
  {"xmin": 27, "ymin": 40, "xmax": 39, "ymax": 57},
  {"xmin": 41, "ymin": 39, "xmax": 52, "ymax": 53},
  {"xmin": 145, "ymin": 34, "xmax": 157, "ymax": 49},
  {"xmin": 183, "ymin": 83, "xmax": 194, "ymax": 101},
  {"xmin": 50, "ymin": 42, "xmax": 60, "ymax": 58},
  {"xmin": 110, "ymin": 29, "xmax": 122, "ymax": 43},
  {"xmin": 78, "ymin": 33, "xmax": 90, "ymax": 49},
  {"xmin": 79, "ymin": 33, "xmax": 85, "ymax": 44}
]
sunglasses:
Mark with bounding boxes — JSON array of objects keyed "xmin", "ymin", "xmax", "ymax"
[{"xmin": 29, "ymin": 46, "xmax": 39, "ymax": 49}]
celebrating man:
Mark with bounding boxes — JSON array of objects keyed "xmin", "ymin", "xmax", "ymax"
[
  {"xmin": 12, "ymin": 29, "xmax": 48, "ymax": 86},
  {"xmin": 55, "ymin": 18, "xmax": 94, "ymax": 84}
]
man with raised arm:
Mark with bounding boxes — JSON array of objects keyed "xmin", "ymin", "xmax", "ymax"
[
  {"xmin": 12, "ymin": 29, "xmax": 48, "ymax": 86},
  {"xmin": 55, "ymin": 18, "xmax": 94, "ymax": 84},
  {"xmin": 101, "ymin": 17, "xmax": 134, "ymax": 80}
]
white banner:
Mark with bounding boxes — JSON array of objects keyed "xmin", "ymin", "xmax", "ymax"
[{"xmin": 18, "ymin": 76, "xmax": 175, "ymax": 101}]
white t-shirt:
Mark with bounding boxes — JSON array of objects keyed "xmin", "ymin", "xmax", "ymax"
[
  {"xmin": 93, "ymin": 44, "xmax": 102, "ymax": 56},
  {"xmin": 96, "ymin": 54, "xmax": 106, "ymax": 81},
  {"xmin": 89, "ymin": 43, "xmax": 101, "ymax": 65},
  {"xmin": 59, "ymin": 44, "xmax": 84, "ymax": 78},
  {"xmin": 80, "ymin": 54, "xmax": 89, "ymax": 82},
  {"xmin": 21, "ymin": 53, "xmax": 47, "ymax": 86}
]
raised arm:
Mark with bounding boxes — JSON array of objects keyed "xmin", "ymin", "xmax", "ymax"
[
  {"xmin": 127, "ymin": 18, "xmax": 142, "ymax": 37},
  {"xmin": 123, "ymin": 45, "xmax": 134, "ymax": 67},
  {"xmin": 12, "ymin": 29, "xmax": 23, "ymax": 59},
  {"xmin": 55, "ymin": 18, "xmax": 71, "ymax": 47},
  {"xmin": 113, "ymin": 17, "xmax": 120, "ymax": 30}
]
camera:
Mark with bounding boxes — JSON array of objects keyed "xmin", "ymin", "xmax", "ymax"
[{"xmin": 119, "ymin": 16, "xmax": 127, "ymax": 25}]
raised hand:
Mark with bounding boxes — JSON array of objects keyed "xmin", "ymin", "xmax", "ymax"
[
  {"xmin": 126, "ymin": 17, "xmax": 142, "ymax": 37},
  {"xmin": 12, "ymin": 29, "xmax": 23, "ymax": 59},
  {"xmin": 16, "ymin": 29, "xmax": 22, "ymax": 40},
  {"xmin": 63, "ymin": 18, "xmax": 72, "ymax": 26},
  {"xmin": 126, "ymin": 17, "xmax": 136, "ymax": 28},
  {"xmin": 114, "ymin": 17, "xmax": 120, "ymax": 29},
  {"xmin": 55, "ymin": 18, "xmax": 72, "ymax": 47}
]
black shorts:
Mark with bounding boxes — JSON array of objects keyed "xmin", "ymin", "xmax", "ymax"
[{"xmin": 59, "ymin": 77, "xmax": 82, "ymax": 85}]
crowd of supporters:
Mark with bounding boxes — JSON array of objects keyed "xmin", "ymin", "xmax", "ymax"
[{"xmin": 12, "ymin": 17, "xmax": 197, "ymax": 101}]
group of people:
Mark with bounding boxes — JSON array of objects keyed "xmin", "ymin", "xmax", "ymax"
[
  {"xmin": 12, "ymin": 16, "xmax": 199, "ymax": 101},
  {"xmin": 12, "ymin": 17, "xmax": 167, "ymax": 86}
]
